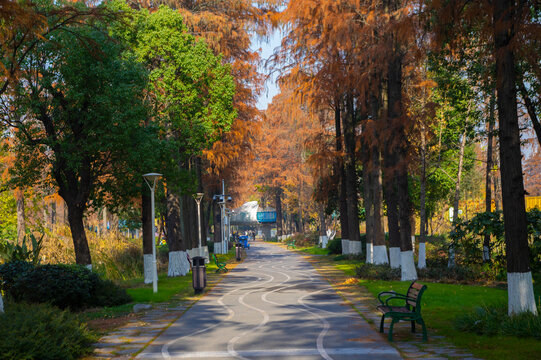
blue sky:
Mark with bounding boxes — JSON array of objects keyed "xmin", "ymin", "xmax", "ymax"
[{"xmin": 252, "ymin": 30, "xmax": 282, "ymax": 110}]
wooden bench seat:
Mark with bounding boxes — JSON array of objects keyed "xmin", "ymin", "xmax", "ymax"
[{"xmin": 377, "ymin": 281, "xmax": 428, "ymax": 341}]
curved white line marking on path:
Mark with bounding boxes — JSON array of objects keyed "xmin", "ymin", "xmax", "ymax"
[
  {"xmin": 160, "ymin": 274, "xmax": 263, "ymax": 359},
  {"xmin": 227, "ymin": 270, "xmax": 277, "ymax": 359}
]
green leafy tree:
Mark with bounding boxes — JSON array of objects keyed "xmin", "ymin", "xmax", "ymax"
[
  {"xmin": 1, "ymin": 0, "xmax": 156, "ymax": 266},
  {"xmin": 109, "ymin": 2, "xmax": 236, "ymax": 275}
]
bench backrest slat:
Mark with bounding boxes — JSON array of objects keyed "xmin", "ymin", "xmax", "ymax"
[{"xmin": 406, "ymin": 281, "xmax": 427, "ymax": 311}]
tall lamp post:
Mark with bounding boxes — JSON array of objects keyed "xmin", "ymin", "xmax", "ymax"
[
  {"xmin": 143, "ymin": 173, "xmax": 162, "ymax": 293},
  {"xmin": 218, "ymin": 199, "xmax": 226, "ymax": 254},
  {"xmin": 193, "ymin": 193, "xmax": 204, "ymax": 253}
]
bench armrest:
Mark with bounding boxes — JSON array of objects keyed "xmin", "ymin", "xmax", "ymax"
[
  {"xmin": 377, "ymin": 291, "xmax": 401, "ymax": 304},
  {"xmin": 384, "ymin": 294, "xmax": 415, "ymax": 307}
]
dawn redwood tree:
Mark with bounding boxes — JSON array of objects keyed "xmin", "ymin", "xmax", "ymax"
[
  {"xmin": 3, "ymin": 9, "xmax": 153, "ymax": 267},
  {"xmin": 493, "ymin": 0, "xmax": 537, "ymax": 314}
]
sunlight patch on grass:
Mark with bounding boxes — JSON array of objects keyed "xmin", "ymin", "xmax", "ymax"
[{"xmin": 299, "ymin": 246, "xmax": 328, "ymax": 255}]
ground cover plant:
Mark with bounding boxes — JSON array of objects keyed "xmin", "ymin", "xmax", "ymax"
[{"xmin": 0, "ymin": 302, "xmax": 96, "ymax": 360}]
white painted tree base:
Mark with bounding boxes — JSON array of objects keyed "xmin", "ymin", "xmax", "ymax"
[
  {"xmin": 411, "ymin": 235, "xmax": 416, "ymax": 248},
  {"xmin": 349, "ymin": 240, "xmax": 362, "ymax": 255},
  {"xmin": 448, "ymin": 247, "xmax": 455, "ymax": 268},
  {"xmin": 168, "ymin": 251, "xmax": 189, "ymax": 277},
  {"xmin": 85, "ymin": 264, "xmax": 92, "ymax": 271},
  {"xmin": 144, "ymin": 254, "xmax": 154, "ymax": 284},
  {"xmin": 366, "ymin": 242, "xmax": 373, "ymax": 264},
  {"xmin": 341, "ymin": 239, "xmax": 350, "ymax": 255},
  {"xmin": 389, "ymin": 247, "xmax": 401, "ymax": 268},
  {"xmin": 373, "ymin": 245, "xmax": 389, "ymax": 265},
  {"xmin": 508, "ymin": 272, "xmax": 538, "ymax": 315},
  {"xmin": 319, "ymin": 235, "xmax": 328, "ymax": 248},
  {"xmin": 483, "ymin": 246, "xmax": 490, "ymax": 262},
  {"xmin": 401, "ymin": 250, "xmax": 418, "ymax": 281},
  {"xmin": 0, "ymin": 293, "xmax": 4, "ymax": 313},
  {"xmin": 214, "ymin": 242, "xmax": 225, "ymax": 254},
  {"xmin": 417, "ymin": 243, "xmax": 426, "ymax": 269}
]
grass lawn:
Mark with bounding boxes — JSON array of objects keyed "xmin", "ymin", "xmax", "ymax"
[
  {"xmin": 322, "ymin": 257, "xmax": 541, "ymax": 360},
  {"xmin": 298, "ymin": 246, "xmax": 328, "ymax": 256}
]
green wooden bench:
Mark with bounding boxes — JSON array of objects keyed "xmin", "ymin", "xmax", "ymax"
[
  {"xmin": 286, "ymin": 239, "xmax": 296, "ymax": 249},
  {"xmin": 377, "ymin": 281, "xmax": 428, "ymax": 341},
  {"xmin": 212, "ymin": 253, "xmax": 228, "ymax": 273}
]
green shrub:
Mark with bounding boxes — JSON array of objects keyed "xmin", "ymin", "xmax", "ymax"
[
  {"xmin": 0, "ymin": 261, "xmax": 34, "ymax": 293},
  {"xmin": 0, "ymin": 302, "xmax": 96, "ymax": 360},
  {"xmin": 327, "ymin": 238, "xmax": 342, "ymax": 254},
  {"xmin": 0, "ymin": 263, "xmax": 131, "ymax": 310},
  {"xmin": 93, "ymin": 278, "xmax": 132, "ymax": 307},
  {"xmin": 455, "ymin": 305, "xmax": 541, "ymax": 338},
  {"xmin": 355, "ymin": 263, "xmax": 400, "ymax": 280},
  {"xmin": 8, "ymin": 264, "xmax": 99, "ymax": 310}
]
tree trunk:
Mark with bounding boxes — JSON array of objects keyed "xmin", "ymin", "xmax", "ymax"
[
  {"xmin": 275, "ymin": 188, "xmax": 283, "ymax": 239},
  {"xmin": 15, "ymin": 188, "xmax": 25, "ymax": 243},
  {"xmin": 388, "ymin": 51, "xmax": 416, "ymax": 280},
  {"xmin": 335, "ymin": 104, "xmax": 350, "ymax": 253},
  {"xmin": 102, "ymin": 207, "xmax": 107, "ymax": 235},
  {"xmin": 369, "ymin": 88, "xmax": 388, "ymax": 265},
  {"xmin": 213, "ymin": 198, "xmax": 223, "ymax": 253},
  {"xmin": 363, "ymin": 162, "xmax": 374, "ymax": 263},
  {"xmin": 372, "ymin": 150, "xmax": 388, "ymax": 265},
  {"xmin": 494, "ymin": 0, "xmax": 537, "ymax": 315},
  {"xmin": 318, "ymin": 203, "xmax": 328, "ymax": 248},
  {"xmin": 418, "ymin": 126, "xmax": 427, "ymax": 269},
  {"xmin": 449, "ymin": 129, "xmax": 467, "ymax": 268},
  {"xmin": 342, "ymin": 94, "xmax": 361, "ymax": 254},
  {"xmin": 383, "ymin": 151, "xmax": 401, "ymax": 268},
  {"xmin": 517, "ymin": 74, "xmax": 541, "ymax": 147},
  {"xmin": 142, "ymin": 185, "xmax": 153, "ymax": 283},
  {"xmin": 66, "ymin": 202, "xmax": 92, "ymax": 266},
  {"xmin": 166, "ymin": 186, "xmax": 188, "ymax": 276},
  {"xmin": 484, "ymin": 93, "xmax": 496, "ymax": 262}
]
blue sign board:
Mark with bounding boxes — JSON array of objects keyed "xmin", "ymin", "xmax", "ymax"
[{"xmin": 256, "ymin": 211, "xmax": 277, "ymax": 223}]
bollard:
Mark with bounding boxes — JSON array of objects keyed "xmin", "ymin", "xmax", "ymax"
[
  {"xmin": 235, "ymin": 242, "xmax": 242, "ymax": 261},
  {"xmin": 192, "ymin": 256, "xmax": 207, "ymax": 294}
]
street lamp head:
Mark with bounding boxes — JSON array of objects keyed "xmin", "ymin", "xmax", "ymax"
[
  {"xmin": 193, "ymin": 192, "xmax": 204, "ymax": 203},
  {"xmin": 143, "ymin": 173, "xmax": 162, "ymax": 190}
]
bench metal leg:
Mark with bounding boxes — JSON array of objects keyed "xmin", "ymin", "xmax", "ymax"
[
  {"xmin": 418, "ymin": 318, "xmax": 428, "ymax": 341},
  {"xmin": 411, "ymin": 320, "xmax": 415, "ymax": 333},
  {"xmin": 388, "ymin": 318, "xmax": 397, "ymax": 342},
  {"xmin": 379, "ymin": 315, "xmax": 385, "ymax": 333}
]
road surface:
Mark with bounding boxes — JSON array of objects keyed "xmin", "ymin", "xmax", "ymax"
[{"xmin": 137, "ymin": 241, "xmax": 402, "ymax": 360}]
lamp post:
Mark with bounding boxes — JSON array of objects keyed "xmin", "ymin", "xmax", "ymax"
[
  {"xmin": 218, "ymin": 200, "xmax": 225, "ymax": 254},
  {"xmin": 193, "ymin": 193, "xmax": 204, "ymax": 253},
  {"xmin": 143, "ymin": 173, "xmax": 162, "ymax": 293}
]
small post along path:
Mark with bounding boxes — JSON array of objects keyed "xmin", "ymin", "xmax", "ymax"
[{"xmin": 136, "ymin": 242, "xmax": 401, "ymax": 359}]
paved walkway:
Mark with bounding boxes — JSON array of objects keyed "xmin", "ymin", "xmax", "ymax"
[{"xmin": 90, "ymin": 242, "xmax": 482, "ymax": 359}]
